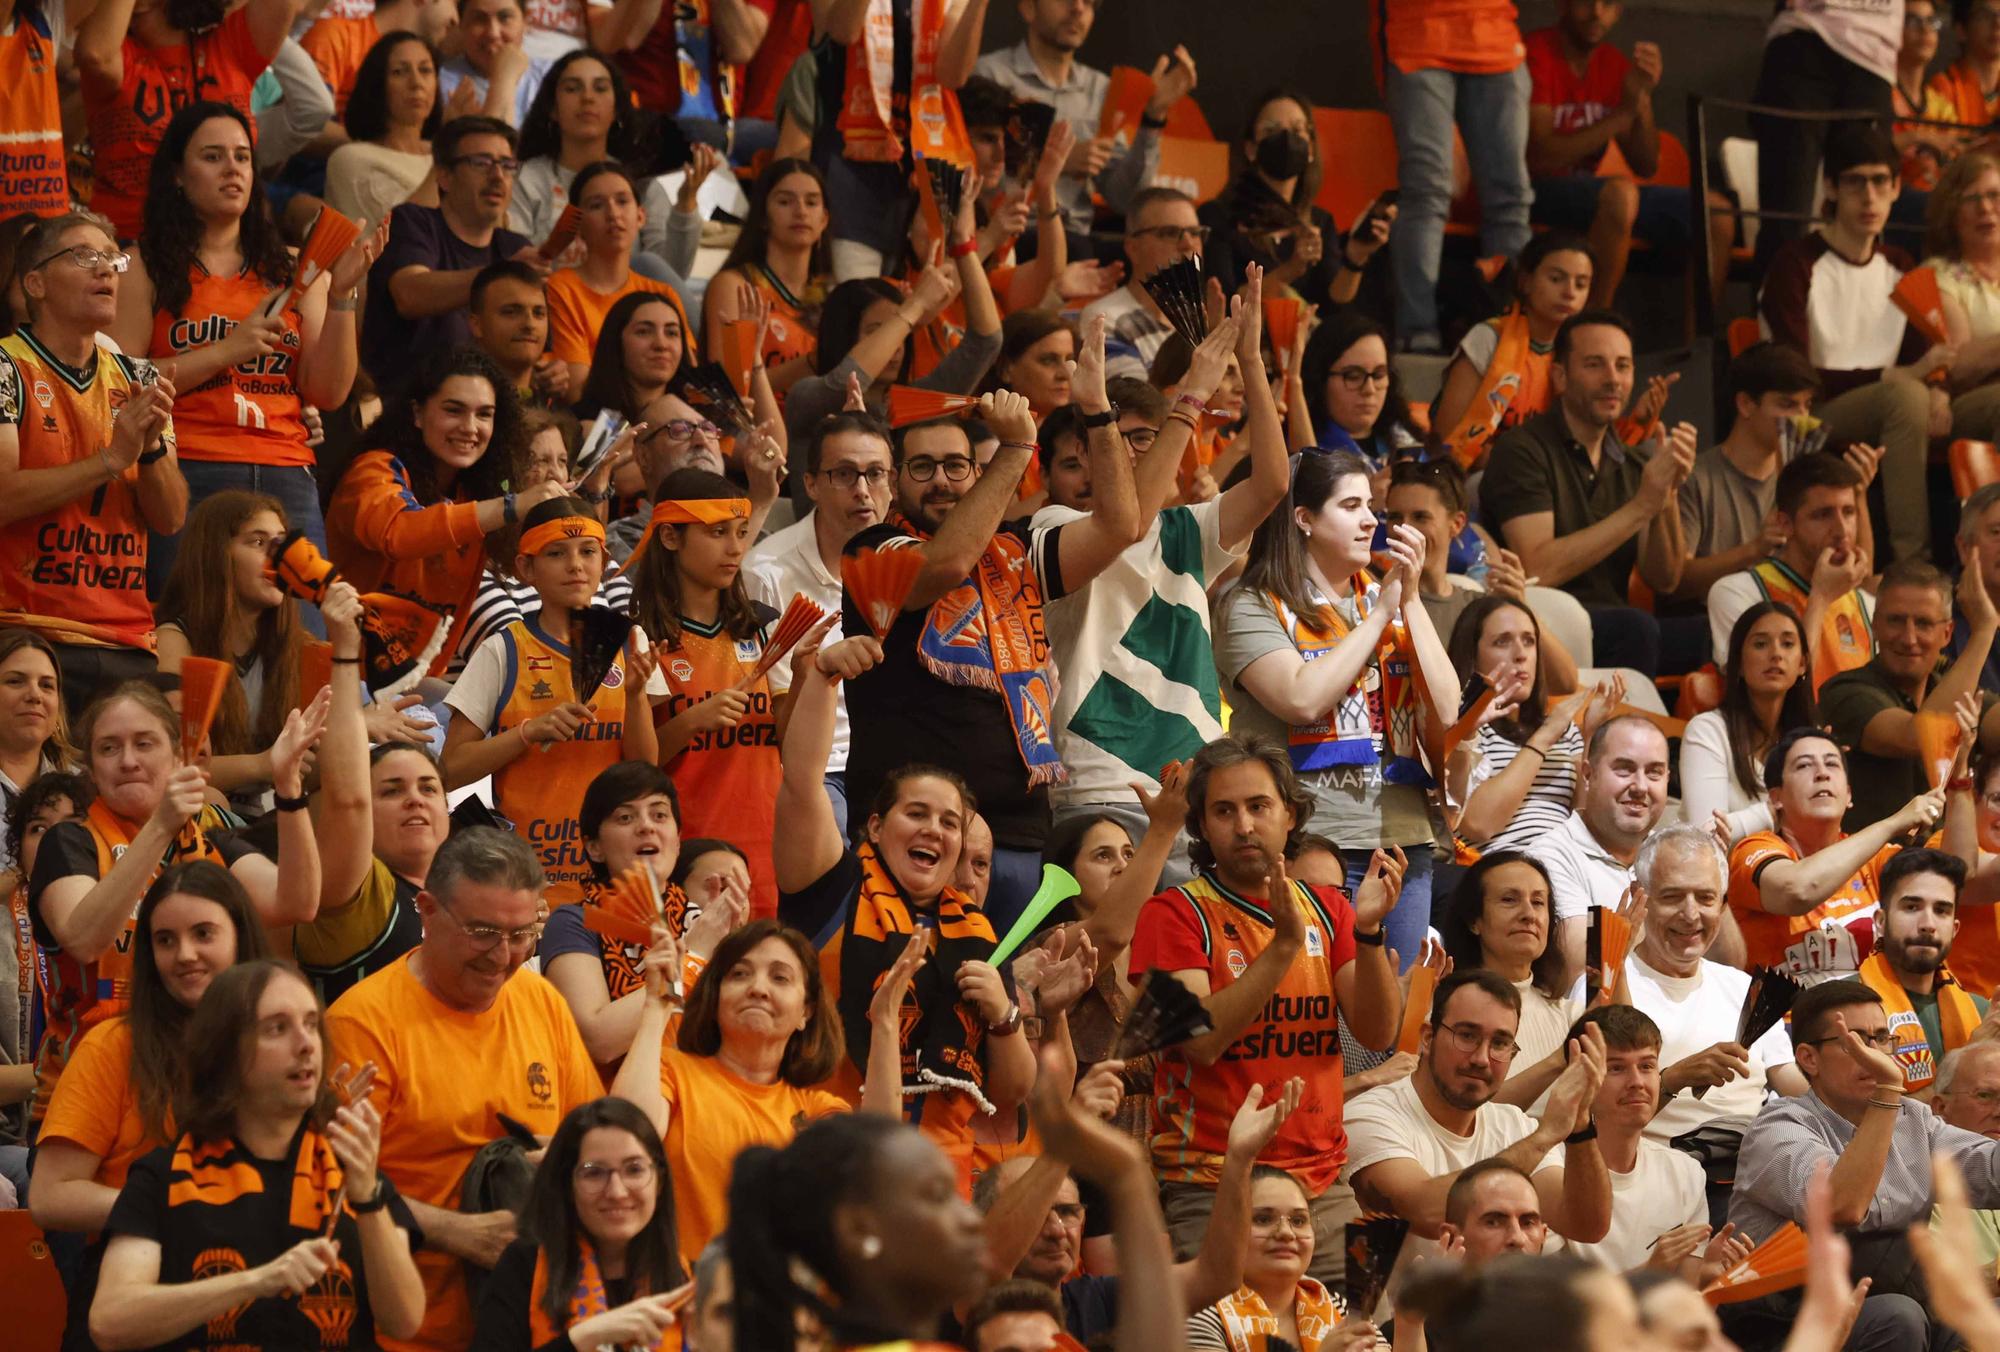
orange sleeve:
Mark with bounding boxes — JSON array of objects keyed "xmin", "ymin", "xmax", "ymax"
[
  {"xmin": 39, "ymin": 1019, "xmax": 131, "ymax": 1159},
  {"xmin": 1728, "ymin": 832, "xmax": 1795, "ymax": 915},
  {"xmin": 327, "ymin": 451, "xmax": 486, "ymax": 564},
  {"xmin": 545, "ymin": 275, "xmax": 601, "ymax": 367},
  {"xmin": 544, "ymin": 980, "xmax": 609, "ymax": 1105}
]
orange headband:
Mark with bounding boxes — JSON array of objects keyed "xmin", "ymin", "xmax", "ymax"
[
  {"xmin": 628, "ymin": 497, "xmax": 752, "ymax": 566},
  {"xmin": 518, "ymin": 514, "xmax": 607, "ymax": 557}
]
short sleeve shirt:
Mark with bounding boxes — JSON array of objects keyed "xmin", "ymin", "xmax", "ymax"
[
  {"xmin": 362, "ymin": 204, "xmax": 531, "ymax": 386},
  {"xmin": 1481, "ymin": 409, "xmax": 1649, "ymax": 610},
  {"xmin": 1524, "ymin": 26, "xmax": 1630, "ymax": 172},
  {"xmin": 1727, "ymin": 830, "xmax": 1894, "ymax": 982},
  {"xmin": 1820, "ymin": 659, "xmax": 1994, "ymax": 832}
]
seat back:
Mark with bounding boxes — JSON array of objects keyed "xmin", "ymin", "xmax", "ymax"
[
  {"xmin": 0, "ymin": 1210, "xmax": 66, "ymax": 1352},
  {"xmin": 1951, "ymin": 439, "xmax": 2000, "ymax": 499}
]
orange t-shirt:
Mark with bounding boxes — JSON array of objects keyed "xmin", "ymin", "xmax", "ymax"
[
  {"xmin": 325, "ymin": 956, "xmax": 604, "ymax": 1352},
  {"xmin": 1127, "ymin": 875, "xmax": 1358, "ymax": 1193},
  {"xmin": 326, "ymin": 450, "xmax": 488, "ymax": 676},
  {"xmin": 657, "ymin": 1046, "xmax": 846, "ymax": 1263},
  {"xmin": 38, "ymin": 1017, "xmax": 164, "ymax": 1195},
  {"xmin": 545, "ymin": 269, "xmax": 697, "ymax": 369},
  {"xmin": 652, "ymin": 619, "xmax": 781, "ymax": 918},
  {"xmin": 151, "ymin": 267, "xmax": 310, "ymax": 466},
  {"xmin": 299, "ymin": 11, "xmax": 379, "ymax": 117},
  {"xmin": 0, "ymin": 331, "xmax": 170, "ymax": 650},
  {"xmin": 0, "ymin": 9, "xmax": 67, "ymax": 218},
  {"xmin": 1373, "ymin": 0, "xmax": 1525, "ymax": 77},
  {"xmin": 1727, "ymin": 831, "xmax": 1895, "ymax": 983}
]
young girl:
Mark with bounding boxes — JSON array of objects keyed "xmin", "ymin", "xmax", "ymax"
[
  {"xmin": 442, "ymin": 496, "xmax": 659, "ymax": 905},
  {"xmin": 544, "ymin": 160, "xmax": 699, "ymax": 394},
  {"xmin": 1431, "ymin": 230, "xmax": 1595, "ymax": 470},
  {"xmin": 155, "ymin": 491, "xmax": 302, "ymax": 813},
  {"xmin": 573, "ymin": 292, "xmax": 696, "ymax": 430},
  {"xmin": 631, "ymin": 468, "xmax": 784, "ymax": 917}
]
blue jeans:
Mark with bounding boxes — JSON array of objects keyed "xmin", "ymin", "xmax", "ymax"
[
  {"xmin": 824, "ymin": 771, "xmax": 850, "ymax": 842},
  {"xmin": 1342, "ymin": 842, "xmax": 1435, "ymax": 974},
  {"xmin": 1385, "ymin": 62, "xmax": 1534, "ymax": 344},
  {"xmin": 152, "ymin": 460, "xmax": 328, "ymax": 637}
]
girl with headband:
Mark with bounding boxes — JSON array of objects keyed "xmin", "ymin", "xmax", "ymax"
[
  {"xmin": 630, "ymin": 468, "xmax": 785, "ymax": 918},
  {"xmin": 441, "ymin": 497, "xmax": 660, "ymax": 905}
]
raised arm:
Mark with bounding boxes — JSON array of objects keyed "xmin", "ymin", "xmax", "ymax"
[
  {"xmin": 607, "ymin": 929, "xmax": 684, "ymax": 1137},
  {"xmin": 903, "ymin": 396, "xmax": 1034, "ymax": 609},
  {"xmin": 245, "ymin": 0, "xmax": 303, "ymax": 59},
  {"xmin": 1083, "ymin": 764, "xmax": 1188, "ymax": 961},
  {"xmin": 1755, "ymin": 789, "xmax": 1944, "ymax": 916},
  {"xmin": 934, "ymin": 0, "xmax": 990, "ymax": 89},
  {"xmin": 1052, "ymin": 319, "xmax": 1150, "ymax": 590},
  {"xmin": 73, "ymin": 0, "xmax": 136, "ymax": 98},
  {"xmin": 810, "ymin": 0, "xmax": 873, "ymax": 45},
  {"xmin": 1215, "ymin": 272, "xmax": 1290, "ymax": 552},
  {"xmin": 39, "ymin": 768, "xmax": 207, "ymax": 961},
  {"xmin": 774, "ymin": 627, "xmax": 870, "ymax": 893}
]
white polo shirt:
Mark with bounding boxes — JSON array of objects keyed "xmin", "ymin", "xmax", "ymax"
[{"xmin": 1528, "ymin": 811, "xmax": 1635, "ymax": 923}]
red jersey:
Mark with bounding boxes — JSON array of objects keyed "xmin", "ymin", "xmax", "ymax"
[
  {"xmin": 84, "ymin": 8, "xmax": 269, "ymax": 238},
  {"xmin": 1523, "ymin": 27, "xmax": 1631, "ymax": 173},
  {"xmin": 151, "ymin": 266, "xmax": 310, "ymax": 466},
  {"xmin": 738, "ymin": 0, "xmax": 810, "ymax": 122},
  {"xmin": 1128, "ymin": 874, "xmax": 1357, "ymax": 1192},
  {"xmin": 1727, "ymin": 830, "xmax": 1894, "ymax": 983},
  {"xmin": 653, "ymin": 616, "xmax": 780, "ymax": 917},
  {"xmin": 0, "ymin": 7, "xmax": 68, "ymax": 217}
]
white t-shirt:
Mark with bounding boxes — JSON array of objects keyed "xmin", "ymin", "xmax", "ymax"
[
  {"xmin": 446, "ymin": 621, "xmax": 650, "ymax": 731},
  {"xmin": 1033, "ymin": 498, "xmax": 1242, "ymax": 806},
  {"xmin": 746, "ymin": 511, "xmax": 851, "ymax": 773},
  {"xmin": 1527, "ymin": 811, "xmax": 1634, "ymax": 923},
  {"xmin": 1679, "ymin": 709, "xmax": 1775, "ymax": 847},
  {"xmin": 1623, "ymin": 953, "xmax": 1796, "ymax": 1144},
  {"xmin": 1567, "ymin": 1137, "xmax": 1708, "ymax": 1273},
  {"xmin": 1513, "ymin": 979, "xmax": 1584, "ymax": 1075},
  {"xmin": 1345, "ymin": 1074, "xmax": 1565, "ymax": 1279}
]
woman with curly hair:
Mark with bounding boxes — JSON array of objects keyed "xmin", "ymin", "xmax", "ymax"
[
  {"xmin": 325, "ymin": 31, "xmax": 443, "ymax": 224},
  {"xmin": 327, "ymin": 345, "xmax": 566, "ymax": 679},
  {"xmin": 114, "ymin": 101, "xmax": 383, "ymax": 594}
]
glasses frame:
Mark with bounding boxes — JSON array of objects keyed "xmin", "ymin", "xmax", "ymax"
[
  {"xmin": 451, "ymin": 153, "xmax": 523, "ymax": 176},
  {"xmin": 818, "ymin": 464, "xmax": 893, "ymax": 490},
  {"xmin": 572, "ymin": 1158, "xmax": 661, "ymax": 1195},
  {"xmin": 1436, "ymin": 1022, "xmax": 1520, "ymax": 1060},
  {"xmin": 30, "ymin": 244, "xmax": 132, "ymax": 274},
  {"xmin": 902, "ymin": 455, "xmax": 978, "ymax": 483},
  {"xmin": 434, "ymin": 895, "xmax": 546, "ymax": 954}
]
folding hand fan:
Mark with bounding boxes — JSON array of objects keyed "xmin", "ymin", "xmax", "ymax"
[
  {"xmin": 750, "ymin": 594, "xmax": 829, "ymax": 681},
  {"xmin": 1003, "ymin": 99, "xmax": 1057, "ymax": 182},
  {"xmin": 537, "ymin": 204, "xmax": 582, "ymax": 262},
  {"xmin": 1915, "ymin": 709, "xmax": 1962, "ymax": 790},
  {"xmin": 573, "ymin": 605, "xmax": 635, "ymax": 703},
  {"xmin": 1343, "ymin": 1215, "xmax": 1410, "ymax": 1319},
  {"xmin": 1736, "ymin": 968, "xmax": 1804, "ymax": 1048},
  {"xmin": 678, "ymin": 362, "xmax": 754, "ymax": 434},
  {"xmin": 886, "ymin": 385, "xmax": 981, "ymax": 428},
  {"xmin": 1113, "ymin": 969, "xmax": 1215, "ymax": 1057},
  {"xmin": 299, "ymin": 641, "xmax": 334, "ymax": 707},
  {"xmin": 1892, "ymin": 266, "xmax": 1950, "ymax": 347},
  {"xmin": 287, "ymin": 206, "xmax": 363, "ymax": 307},
  {"xmin": 1701, "ymin": 1223, "xmax": 1806, "ymax": 1305},
  {"xmin": 178, "ymin": 657, "xmax": 231, "ymax": 763},
  {"xmin": 717, "ymin": 319, "xmax": 759, "ymax": 398},
  {"xmin": 843, "ymin": 547, "xmax": 927, "ymax": 640},
  {"xmin": 1262, "ymin": 296, "xmax": 1304, "ymax": 370},
  {"xmin": 1396, "ymin": 947, "xmax": 1446, "ymax": 1055},
  {"xmin": 1141, "ymin": 257, "xmax": 1209, "ymax": 345}
]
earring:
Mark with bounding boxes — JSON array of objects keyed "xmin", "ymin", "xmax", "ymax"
[{"xmin": 860, "ymin": 1235, "xmax": 882, "ymax": 1259}]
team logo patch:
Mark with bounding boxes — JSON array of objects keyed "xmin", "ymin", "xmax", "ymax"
[
  {"xmin": 601, "ymin": 664, "xmax": 623, "ymax": 689},
  {"xmin": 1304, "ymin": 926, "xmax": 1325, "ymax": 957},
  {"xmin": 670, "ymin": 658, "xmax": 695, "ymax": 683},
  {"xmin": 31, "ymin": 379, "xmax": 53, "ymax": 409},
  {"xmin": 1225, "ymin": 949, "xmax": 1247, "ymax": 977},
  {"xmin": 736, "ymin": 639, "xmax": 762, "ymax": 663},
  {"xmin": 528, "ymin": 679, "xmax": 554, "ymax": 701},
  {"xmin": 527, "ymin": 1061, "xmax": 552, "ymax": 1104}
]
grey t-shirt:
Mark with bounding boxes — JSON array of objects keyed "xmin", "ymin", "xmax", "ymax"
[
  {"xmin": 1680, "ymin": 448, "xmax": 1776, "ymax": 558},
  {"xmin": 1212, "ymin": 584, "xmax": 1433, "ymax": 849}
]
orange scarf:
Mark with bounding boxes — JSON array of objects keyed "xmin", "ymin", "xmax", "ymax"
[
  {"xmin": 529, "ymin": 1237, "xmax": 678, "ymax": 1352},
  {"xmin": 835, "ymin": 0, "xmax": 968, "ymax": 166},
  {"xmin": 1209, "ymin": 1279, "xmax": 1347, "ymax": 1352},
  {"xmin": 1858, "ymin": 951, "xmax": 1983, "ymax": 1093},
  {"xmin": 1439, "ymin": 307, "xmax": 1549, "ymax": 470}
]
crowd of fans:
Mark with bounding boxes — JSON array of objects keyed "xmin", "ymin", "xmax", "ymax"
[{"xmin": 12, "ymin": 0, "xmax": 2000, "ymax": 1349}]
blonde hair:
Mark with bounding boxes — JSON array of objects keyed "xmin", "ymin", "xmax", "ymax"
[{"xmin": 1927, "ymin": 148, "xmax": 2000, "ymax": 259}]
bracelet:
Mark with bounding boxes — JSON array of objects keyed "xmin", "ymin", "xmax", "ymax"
[
  {"xmin": 947, "ymin": 238, "xmax": 979, "ymax": 258},
  {"xmin": 988, "ymin": 1003, "xmax": 1023, "ymax": 1037},
  {"xmin": 1564, "ymin": 1121, "xmax": 1598, "ymax": 1145},
  {"xmin": 1353, "ymin": 925, "xmax": 1385, "ymax": 947},
  {"xmin": 328, "ymin": 294, "xmax": 358, "ymax": 312},
  {"xmin": 998, "ymin": 440, "xmax": 1038, "ymax": 454},
  {"xmin": 502, "ymin": 490, "xmax": 519, "ymax": 525},
  {"xmin": 1175, "ymin": 392, "xmax": 1207, "ymax": 412},
  {"xmin": 349, "ymin": 1181, "xmax": 390, "ymax": 1214},
  {"xmin": 1950, "ymin": 775, "xmax": 1976, "ymax": 794},
  {"xmin": 1140, "ymin": 110, "xmax": 1168, "ymax": 130},
  {"xmin": 1867, "ymin": 1096, "xmax": 1904, "ymax": 1111},
  {"xmin": 1035, "ymin": 204, "xmax": 1061, "ymax": 221},
  {"xmin": 273, "ymin": 792, "xmax": 309, "ymax": 813},
  {"xmin": 1166, "ymin": 409, "xmax": 1200, "ymax": 433},
  {"xmin": 582, "ymin": 484, "xmax": 614, "ymax": 504},
  {"xmin": 1519, "ymin": 744, "xmax": 1547, "ymax": 762},
  {"xmin": 332, "ymin": 655, "xmax": 363, "ymax": 665},
  {"xmin": 138, "ymin": 442, "xmax": 169, "ymax": 466},
  {"xmin": 1338, "ymin": 248, "xmax": 1367, "ymax": 272}
]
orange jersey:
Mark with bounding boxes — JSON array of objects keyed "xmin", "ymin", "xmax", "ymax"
[
  {"xmin": 1727, "ymin": 831, "xmax": 1894, "ymax": 982},
  {"xmin": 1748, "ymin": 559, "xmax": 1871, "ymax": 693},
  {"xmin": 740, "ymin": 262, "xmax": 821, "ymax": 371},
  {"xmin": 325, "ymin": 450, "xmax": 487, "ymax": 676},
  {"xmin": 1127, "ymin": 874, "xmax": 1358, "ymax": 1192},
  {"xmin": 326, "ymin": 957, "xmax": 603, "ymax": 1352},
  {"xmin": 1373, "ymin": 0, "xmax": 1524, "ymax": 77},
  {"xmin": 152, "ymin": 267, "xmax": 310, "ymax": 465},
  {"xmin": 37, "ymin": 1016, "xmax": 163, "ymax": 1196},
  {"xmin": 545, "ymin": 269, "xmax": 696, "ymax": 369},
  {"xmin": 654, "ymin": 619, "xmax": 781, "ymax": 917},
  {"xmin": 0, "ymin": 329, "xmax": 171, "ymax": 649},
  {"xmin": 299, "ymin": 11, "xmax": 379, "ymax": 117},
  {"xmin": 478, "ymin": 618, "xmax": 633, "ymax": 907},
  {"xmin": 1952, "ymin": 888, "xmax": 2000, "ymax": 1001},
  {"xmin": 0, "ymin": 8, "xmax": 68, "ymax": 217}
]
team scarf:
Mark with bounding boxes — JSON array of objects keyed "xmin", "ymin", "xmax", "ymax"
[
  {"xmin": 529, "ymin": 1236, "xmax": 676, "ymax": 1352},
  {"xmin": 1266, "ymin": 579, "xmax": 1428, "ymax": 786},
  {"xmin": 838, "ymin": 842, "xmax": 999, "ymax": 1114},
  {"xmin": 890, "ymin": 513, "xmax": 1064, "ymax": 788},
  {"xmin": 581, "ymin": 875, "xmax": 696, "ymax": 1000},
  {"xmin": 1750, "ymin": 557, "xmax": 1872, "ymax": 692},
  {"xmin": 81, "ymin": 798, "xmax": 220, "ymax": 1015},
  {"xmin": 165, "ymin": 1123, "xmax": 346, "ymax": 1233},
  {"xmin": 1438, "ymin": 306, "xmax": 1549, "ymax": 470},
  {"xmin": 834, "ymin": 0, "xmax": 969, "ymax": 167},
  {"xmin": 1857, "ymin": 951, "xmax": 1983, "ymax": 1093},
  {"xmin": 1209, "ymin": 1278, "xmax": 1347, "ymax": 1352}
]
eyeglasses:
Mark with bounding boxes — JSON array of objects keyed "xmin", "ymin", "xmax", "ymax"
[
  {"xmin": 1332, "ymin": 365, "xmax": 1392, "ymax": 391},
  {"xmin": 819, "ymin": 464, "xmax": 892, "ymax": 489},
  {"xmin": 434, "ymin": 896, "xmax": 546, "ymax": 953},
  {"xmin": 1121, "ymin": 427, "xmax": 1158, "ymax": 453},
  {"xmin": 1908, "ymin": 12, "xmax": 1945, "ymax": 30},
  {"xmin": 647, "ymin": 418, "xmax": 721, "ymax": 442},
  {"xmin": 902, "ymin": 455, "xmax": 977, "ymax": 483},
  {"xmin": 1131, "ymin": 225, "xmax": 1210, "ymax": 244},
  {"xmin": 574, "ymin": 1159, "xmax": 659, "ymax": 1194},
  {"xmin": 31, "ymin": 245, "xmax": 131, "ymax": 274},
  {"xmin": 1437, "ymin": 1023, "xmax": 1519, "ymax": 1060},
  {"xmin": 1807, "ymin": 1030, "xmax": 1899, "ymax": 1052},
  {"xmin": 452, "ymin": 153, "xmax": 522, "ymax": 176},
  {"xmin": 1836, "ymin": 171, "xmax": 1897, "ymax": 194}
]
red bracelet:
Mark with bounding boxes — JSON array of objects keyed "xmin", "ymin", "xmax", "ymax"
[{"xmin": 947, "ymin": 238, "xmax": 979, "ymax": 259}]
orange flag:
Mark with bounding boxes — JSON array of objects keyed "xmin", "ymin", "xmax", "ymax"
[
  {"xmin": 1892, "ymin": 266, "xmax": 1950, "ymax": 347},
  {"xmin": 178, "ymin": 657, "xmax": 231, "ymax": 762},
  {"xmin": 1915, "ymin": 709, "xmax": 1962, "ymax": 789}
]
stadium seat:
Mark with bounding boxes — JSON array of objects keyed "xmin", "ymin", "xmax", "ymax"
[
  {"xmin": 1152, "ymin": 136, "xmax": 1232, "ymax": 204},
  {"xmin": 0, "ymin": 1211, "xmax": 65, "ymax": 1352},
  {"xmin": 1315, "ymin": 108, "xmax": 1400, "ymax": 233},
  {"xmin": 1951, "ymin": 439, "xmax": 2000, "ymax": 499},
  {"xmin": 1727, "ymin": 317, "xmax": 1761, "ymax": 356}
]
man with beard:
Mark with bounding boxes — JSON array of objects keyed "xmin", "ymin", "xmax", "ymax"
[
  {"xmin": 1436, "ymin": 1159, "xmax": 1550, "ymax": 1264},
  {"xmin": 1728, "ymin": 727, "xmax": 1947, "ymax": 985},
  {"xmin": 1563, "ymin": 1004, "xmax": 1751, "ymax": 1283},
  {"xmin": 1823, "ymin": 558, "xmax": 2000, "ymax": 832},
  {"xmin": 1528, "ymin": 714, "xmax": 1684, "ymax": 987},
  {"xmin": 1482, "ymin": 310, "xmax": 1699, "ymax": 676},
  {"xmin": 841, "ymin": 390, "xmax": 1141, "ymax": 923},
  {"xmin": 1857, "ymin": 848, "xmax": 1987, "ymax": 1096},
  {"xmin": 1346, "ymin": 969, "xmax": 1611, "ymax": 1288},
  {"xmin": 747, "ymin": 410, "xmax": 893, "ymax": 838}
]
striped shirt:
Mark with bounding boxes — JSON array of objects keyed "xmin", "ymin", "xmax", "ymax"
[
  {"xmin": 1468, "ymin": 721, "xmax": 1583, "ymax": 852},
  {"xmin": 448, "ymin": 564, "xmax": 634, "ymax": 678}
]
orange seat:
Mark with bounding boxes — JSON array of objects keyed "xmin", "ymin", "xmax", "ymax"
[
  {"xmin": 1101, "ymin": 66, "xmax": 1212, "ymax": 144},
  {"xmin": 0, "ymin": 1211, "xmax": 65, "ymax": 1352},
  {"xmin": 1151, "ymin": 135, "xmax": 1231, "ymax": 205},
  {"xmin": 1597, "ymin": 131, "xmax": 1693, "ymax": 189},
  {"xmin": 1952, "ymin": 439, "xmax": 2000, "ymax": 498},
  {"xmin": 1727, "ymin": 317, "xmax": 1761, "ymax": 357},
  {"xmin": 1314, "ymin": 106, "xmax": 1477, "ymax": 235}
]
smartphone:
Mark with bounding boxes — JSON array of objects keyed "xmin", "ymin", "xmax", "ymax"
[
  {"xmin": 572, "ymin": 410, "xmax": 627, "ymax": 482},
  {"xmin": 1361, "ymin": 190, "xmax": 1398, "ymax": 232}
]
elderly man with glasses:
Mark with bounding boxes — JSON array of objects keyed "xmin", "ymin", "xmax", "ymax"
[
  {"xmin": 328, "ymin": 826, "xmax": 602, "ymax": 1352},
  {"xmin": 1081, "ymin": 186, "xmax": 1207, "ymax": 381},
  {"xmin": 1726, "ymin": 977, "xmax": 2000, "ymax": 1351},
  {"xmin": 0, "ymin": 209, "xmax": 185, "ymax": 710}
]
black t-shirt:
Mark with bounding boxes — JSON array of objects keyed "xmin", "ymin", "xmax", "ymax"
[
  {"xmin": 104, "ymin": 1125, "xmax": 420, "ymax": 1352},
  {"xmin": 362, "ymin": 204, "xmax": 530, "ymax": 386},
  {"xmin": 839, "ymin": 521, "xmax": 1068, "ymax": 852},
  {"xmin": 1061, "ymin": 1273, "xmax": 1121, "ymax": 1343},
  {"xmin": 27, "ymin": 817, "xmax": 255, "ymax": 948}
]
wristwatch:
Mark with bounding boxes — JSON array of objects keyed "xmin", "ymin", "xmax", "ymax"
[
  {"xmin": 1078, "ymin": 404, "xmax": 1119, "ymax": 429},
  {"xmin": 988, "ymin": 1003, "xmax": 1024, "ymax": 1037}
]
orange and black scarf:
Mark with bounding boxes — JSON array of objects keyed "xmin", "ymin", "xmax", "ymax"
[{"xmin": 529, "ymin": 1237, "xmax": 677, "ymax": 1352}]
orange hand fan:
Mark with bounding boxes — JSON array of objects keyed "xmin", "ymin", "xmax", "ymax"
[
  {"xmin": 299, "ymin": 641, "xmax": 334, "ymax": 706},
  {"xmin": 886, "ymin": 385, "xmax": 980, "ymax": 428},
  {"xmin": 1263, "ymin": 297, "xmax": 1303, "ymax": 372},
  {"xmin": 178, "ymin": 657, "xmax": 231, "ymax": 763},
  {"xmin": 843, "ymin": 547, "xmax": 926, "ymax": 640},
  {"xmin": 1442, "ymin": 674, "xmax": 1496, "ymax": 765},
  {"xmin": 1702, "ymin": 1223, "xmax": 1807, "ymax": 1305},
  {"xmin": 1589, "ymin": 907, "xmax": 1632, "ymax": 1002},
  {"xmin": 751, "ymin": 593, "xmax": 830, "ymax": 681},
  {"xmin": 581, "ymin": 904, "xmax": 655, "ymax": 949},
  {"xmin": 287, "ymin": 206, "xmax": 363, "ymax": 306},
  {"xmin": 1892, "ymin": 266, "xmax": 1951, "ymax": 347},
  {"xmin": 1396, "ymin": 949, "xmax": 1445, "ymax": 1054},
  {"xmin": 538, "ymin": 204, "xmax": 582, "ymax": 262},
  {"xmin": 1916, "ymin": 709, "xmax": 1962, "ymax": 790},
  {"xmin": 718, "ymin": 319, "xmax": 759, "ymax": 398}
]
